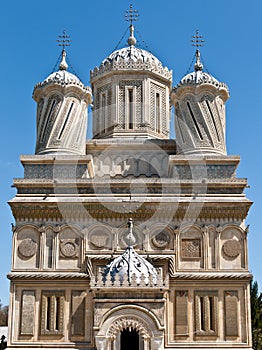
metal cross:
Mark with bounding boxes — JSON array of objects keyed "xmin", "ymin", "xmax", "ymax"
[
  {"xmin": 191, "ymin": 30, "xmax": 205, "ymax": 48},
  {"xmin": 56, "ymin": 30, "xmax": 72, "ymax": 50},
  {"xmin": 125, "ymin": 4, "xmax": 139, "ymax": 25}
]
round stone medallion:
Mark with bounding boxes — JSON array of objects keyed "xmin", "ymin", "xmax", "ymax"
[
  {"xmin": 60, "ymin": 240, "xmax": 79, "ymax": 258},
  {"xmin": 152, "ymin": 231, "xmax": 170, "ymax": 248},
  {"xmin": 18, "ymin": 238, "xmax": 37, "ymax": 258},
  {"xmin": 222, "ymin": 239, "xmax": 241, "ymax": 259}
]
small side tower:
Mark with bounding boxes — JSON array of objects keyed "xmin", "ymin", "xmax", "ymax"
[
  {"xmin": 171, "ymin": 32, "xmax": 229, "ymax": 155},
  {"xmin": 33, "ymin": 42, "xmax": 92, "ymax": 155}
]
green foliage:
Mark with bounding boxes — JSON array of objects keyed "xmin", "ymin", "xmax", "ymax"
[
  {"xmin": 251, "ymin": 279, "xmax": 262, "ymax": 350},
  {"xmin": 0, "ymin": 300, "xmax": 8, "ymax": 327}
]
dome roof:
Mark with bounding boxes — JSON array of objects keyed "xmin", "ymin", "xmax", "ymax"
[
  {"xmin": 175, "ymin": 49, "xmax": 229, "ymax": 93},
  {"xmin": 34, "ymin": 50, "xmax": 90, "ymax": 93},
  {"xmin": 38, "ymin": 69, "xmax": 83, "ymax": 87},
  {"xmin": 90, "ymin": 25, "xmax": 172, "ymax": 82},
  {"xmin": 180, "ymin": 70, "xmax": 219, "ymax": 85},
  {"xmin": 102, "ymin": 45, "xmax": 162, "ymax": 66},
  {"xmin": 103, "ymin": 246, "xmax": 158, "ymax": 283}
]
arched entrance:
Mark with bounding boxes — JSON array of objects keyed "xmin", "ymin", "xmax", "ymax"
[
  {"xmin": 95, "ymin": 305, "xmax": 164, "ymax": 350},
  {"xmin": 120, "ymin": 328, "xmax": 139, "ymax": 350}
]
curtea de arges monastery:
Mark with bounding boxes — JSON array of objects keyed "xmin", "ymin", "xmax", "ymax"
[{"xmin": 7, "ymin": 6, "xmax": 253, "ymax": 350}]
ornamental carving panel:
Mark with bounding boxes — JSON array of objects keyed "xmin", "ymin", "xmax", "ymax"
[
  {"xmin": 18, "ymin": 238, "xmax": 37, "ymax": 259},
  {"xmin": 222, "ymin": 239, "xmax": 241, "ymax": 259},
  {"xmin": 90, "ymin": 232, "xmax": 110, "ymax": 249},
  {"xmin": 175, "ymin": 291, "xmax": 188, "ymax": 336},
  {"xmin": 71, "ymin": 291, "xmax": 86, "ymax": 337},
  {"xmin": 181, "ymin": 239, "xmax": 201, "ymax": 259},
  {"xmin": 20, "ymin": 290, "xmax": 35, "ymax": 335},
  {"xmin": 224, "ymin": 291, "xmax": 239, "ymax": 337}
]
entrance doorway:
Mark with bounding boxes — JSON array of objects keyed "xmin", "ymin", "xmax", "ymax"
[{"xmin": 120, "ymin": 328, "xmax": 139, "ymax": 350}]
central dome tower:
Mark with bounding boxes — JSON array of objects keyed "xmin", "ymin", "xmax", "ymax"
[{"xmin": 90, "ymin": 19, "xmax": 172, "ymax": 139}]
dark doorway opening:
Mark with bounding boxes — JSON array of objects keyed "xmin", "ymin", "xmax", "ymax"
[{"xmin": 120, "ymin": 328, "xmax": 139, "ymax": 350}]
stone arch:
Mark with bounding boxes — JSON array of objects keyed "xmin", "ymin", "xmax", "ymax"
[
  {"xmin": 15, "ymin": 224, "xmax": 40, "ymax": 269},
  {"xmin": 220, "ymin": 224, "xmax": 246, "ymax": 269},
  {"xmin": 107, "ymin": 317, "xmax": 150, "ymax": 339},
  {"xmin": 178, "ymin": 224, "xmax": 204, "ymax": 269},
  {"xmin": 95, "ymin": 305, "xmax": 164, "ymax": 350}
]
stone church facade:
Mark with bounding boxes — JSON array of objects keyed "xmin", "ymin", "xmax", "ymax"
[{"xmin": 7, "ymin": 19, "xmax": 252, "ymax": 350}]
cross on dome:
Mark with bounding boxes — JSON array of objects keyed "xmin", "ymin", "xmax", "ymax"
[
  {"xmin": 125, "ymin": 4, "xmax": 139, "ymax": 46},
  {"xmin": 57, "ymin": 30, "xmax": 71, "ymax": 71},
  {"xmin": 125, "ymin": 4, "xmax": 139, "ymax": 25},
  {"xmin": 191, "ymin": 30, "xmax": 205, "ymax": 72}
]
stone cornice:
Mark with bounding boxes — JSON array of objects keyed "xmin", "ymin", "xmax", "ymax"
[
  {"xmin": 12, "ymin": 177, "xmax": 248, "ymax": 186},
  {"xmin": 9, "ymin": 201, "xmax": 252, "ymax": 221},
  {"xmin": 20, "ymin": 154, "xmax": 93, "ymax": 165},
  {"xmin": 170, "ymin": 272, "xmax": 252, "ymax": 281},
  {"xmin": 7, "ymin": 272, "xmax": 88, "ymax": 280}
]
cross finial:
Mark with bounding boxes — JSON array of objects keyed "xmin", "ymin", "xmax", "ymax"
[
  {"xmin": 56, "ymin": 30, "xmax": 71, "ymax": 71},
  {"xmin": 125, "ymin": 4, "xmax": 139, "ymax": 46},
  {"xmin": 125, "ymin": 4, "xmax": 139, "ymax": 25},
  {"xmin": 191, "ymin": 30, "xmax": 205, "ymax": 49},
  {"xmin": 56, "ymin": 30, "xmax": 72, "ymax": 50},
  {"xmin": 191, "ymin": 30, "xmax": 204, "ymax": 72}
]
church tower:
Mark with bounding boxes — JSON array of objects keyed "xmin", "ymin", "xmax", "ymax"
[
  {"xmin": 171, "ymin": 36, "xmax": 229, "ymax": 155},
  {"xmin": 33, "ymin": 46, "xmax": 92, "ymax": 155},
  {"xmin": 7, "ymin": 10, "xmax": 252, "ymax": 350},
  {"xmin": 90, "ymin": 19, "xmax": 172, "ymax": 139}
]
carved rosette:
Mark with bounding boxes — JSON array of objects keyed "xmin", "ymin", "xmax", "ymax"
[
  {"xmin": 60, "ymin": 239, "xmax": 79, "ymax": 258},
  {"xmin": 152, "ymin": 231, "xmax": 170, "ymax": 248},
  {"xmin": 222, "ymin": 239, "xmax": 241, "ymax": 259},
  {"xmin": 18, "ymin": 238, "xmax": 37, "ymax": 259}
]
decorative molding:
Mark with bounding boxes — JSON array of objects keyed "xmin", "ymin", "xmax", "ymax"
[
  {"xmin": 7, "ymin": 272, "xmax": 88, "ymax": 280},
  {"xmin": 107, "ymin": 316, "xmax": 151, "ymax": 339},
  {"xmin": 169, "ymin": 272, "xmax": 252, "ymax": 280},
  {"xmin": 91, "ymin": 57, "xmax": 172, "ymax": 81}
]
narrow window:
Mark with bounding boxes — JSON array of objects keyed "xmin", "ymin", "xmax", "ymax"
[
  {"xmin": 200, "ymin": 296, "xmax": 205, "ymax": 331},
  {"xmin": 156, "ymin": 93, "xmax": 161, "ymax": 133},
  {"xmin": 41, "ymin": 292, "xmax": 64, "ymax": 335},
  {"xmin": 55, "ymin": 297, "xmax": 60, "ymax": 331},
  {"xmin": 41, "ymin": 99, "xmax": 56, "ymax": 142},
  {"xmin": 76, "ymin": 115, "xmax": 84, "ymax": 143},
  {"xmin": 205, "ymin": 100, "xmax": 220, "ymax": 142},
  {"xmin": 128, "ymin": 89, "xmax": 134, "ymax": 129},
  {"xmin": 187, "ymin": 102, "xmax": 203, "ymax": 140},
  {"xmin": 46, "ymin": 296, "xmax": 51, "ymax": 331},
  {"xmin": 46, "ymin": 232, "xmax": 53, "ymax": 269},
  {"xmin": 209, "ymin": 296, "xmax": 215, "ymax": 332},
  {"xmin": 57, "ymin": 102, "xmax": 74, "ymax": 140},
  {"xmin": 102, "ymin": 93, "xmax": 106, "ymax": 133}
]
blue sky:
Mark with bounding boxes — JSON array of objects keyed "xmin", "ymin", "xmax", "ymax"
[{"xmin": 0, "ymin": 0, "xmax": 261, "ymax": 305}]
